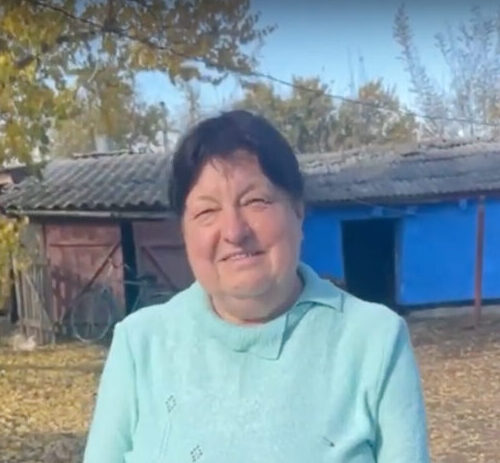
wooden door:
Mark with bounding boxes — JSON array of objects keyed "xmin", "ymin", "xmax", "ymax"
[
  {"xmin": 45, "ymin": 221, "xmax": 125, "ymax": 324},
  {"xmin": 133, "ymin": 219, "xmax": 193, "ymax": 296}
]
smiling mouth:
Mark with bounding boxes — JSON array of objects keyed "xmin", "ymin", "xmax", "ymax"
[{"xmin": 222, "ymin": 251, "xmax": 263, "ymax": 261}]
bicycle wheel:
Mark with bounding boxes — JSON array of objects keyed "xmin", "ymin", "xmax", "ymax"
[{"xmin": 70, "ymin": 286, "xmax": 116, "ymax": 342}]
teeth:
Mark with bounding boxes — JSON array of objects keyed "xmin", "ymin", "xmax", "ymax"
[{"xmin": 229, "ymin": 252, "xmax": 256, "ymax": 260}]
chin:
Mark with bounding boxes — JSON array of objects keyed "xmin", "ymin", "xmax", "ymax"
[{"xmin": 225, "ymin": 279, "xmax": 272, "ymax": 299}]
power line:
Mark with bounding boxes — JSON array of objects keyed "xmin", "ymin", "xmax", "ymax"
[
  {"xmin": 240, "ymin": 71, "xmax": 500, "ymax": 128},
  {"xmin": 28, "ymin": 0, "xmax": 500, "ymax": 129}
]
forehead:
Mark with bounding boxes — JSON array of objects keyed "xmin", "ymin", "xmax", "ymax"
[{"xmin": 190, "ymin": 152, "xmax": 272, "ymax": 193}]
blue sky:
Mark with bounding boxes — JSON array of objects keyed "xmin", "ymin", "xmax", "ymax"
[{"xmin": 136, "ymin": 0, "xmax": 499, "ymax": 116}]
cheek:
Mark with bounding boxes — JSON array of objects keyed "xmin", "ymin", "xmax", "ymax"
[
  {"xmin": 183, "ymin": 225, "xmax": 218, "ymax": 266},
  {"xmin": 253, "ymin": 209, "xmax": 302, "ymax": 252}
]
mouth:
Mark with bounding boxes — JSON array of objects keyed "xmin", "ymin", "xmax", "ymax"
[{"xmin": 221, "ymin": 250, "xmax": 264, "ymax": 261}]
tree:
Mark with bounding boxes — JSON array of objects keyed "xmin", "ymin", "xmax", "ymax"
[
  {"xmin": 234, "ymin": 77, "xmax": 336, "ymax": 154},
  {"xmin": 394, "ymin": 4, "xmax": 500, "ymax": 137},
  {"xmin": 0, "ymin": 215, "xmax": 28, "ymax": 309},
  {"xmin": 333, "ymin": 79, "xmax": 418, "ymax": 149},
  {"xmin": 174, "ymin": 80, "xmax": 204, "ymax": 136},
  {"xmin": 283, "ymin": 77, "xmax": 337, "ymax": 154},
  {"xmin": 0, "ymin": 0, "xmax": 273, "ymax": 164},
  {"xmin": 50, "ymin": 76, "xmax": 169, "ymax": 155},
  {"xmin": 234, "ymin": 77, "xmax": 416, "ymax": 153}
]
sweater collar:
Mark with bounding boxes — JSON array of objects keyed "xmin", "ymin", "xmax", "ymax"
[
  {"xmin": 296, "ymin": 262, "xmax": 343, "ymax": 311},
  {"xmin": 189, "ymin": 262, "xmax": 342, "ymax": 360}
]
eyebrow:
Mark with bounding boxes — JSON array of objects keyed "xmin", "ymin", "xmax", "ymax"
[
  {"xmin": 239, "ymin": 182, "xmax": 267, "ymax": 197},
  {"xmin": 191, "ymin": 195, "xmax": 219, "ymax": 203},
  {"xmin": 192, "ymin": 182, "xmax": 267, "ymax": 203}
]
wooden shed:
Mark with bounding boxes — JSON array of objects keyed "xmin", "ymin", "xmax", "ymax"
[{"xmin": 0, "ymin": 151, "xmax": 193, "ymax": 342}]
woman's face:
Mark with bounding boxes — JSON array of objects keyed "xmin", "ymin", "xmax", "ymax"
[{"xmin": 182, "ymin": 151, "xmax": 304, "ymax": 311}]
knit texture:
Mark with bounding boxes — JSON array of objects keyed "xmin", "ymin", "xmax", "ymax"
[{"xmin": 84, "ymin": 263, "xmax": 430, "ymax": 463}]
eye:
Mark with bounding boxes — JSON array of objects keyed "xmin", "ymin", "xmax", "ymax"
[
  {"xmin": 244, "ymin": 197, "xmax": 271, "ymax": 206},
  {"xmin": 194, "ymin": 208, "xmax": 217, "ymax": 219}
]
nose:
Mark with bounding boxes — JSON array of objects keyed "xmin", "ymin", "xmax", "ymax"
[{"xmin": 221, "ymin": 207, "xmax": 251, "ymax": 245}]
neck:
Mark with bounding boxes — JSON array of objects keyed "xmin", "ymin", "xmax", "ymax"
[{"xmin": 210, "ymin": 272, "xmax": 304, "ymax": 325}]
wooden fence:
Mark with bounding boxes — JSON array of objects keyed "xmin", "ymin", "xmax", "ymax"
[{"xmin": 13, "ymin": 257, "xmax": 55, "ymax": 345}]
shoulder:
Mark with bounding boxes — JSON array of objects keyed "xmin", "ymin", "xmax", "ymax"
[
  {"xmin": 337, "ymin": 289, "xmax": 410, "ymax": 359},
  {"xmin": 341, "ymin": 290, "xmax": 404, "ymax": 332},
  {"xmin": 330, "ymin": 291, "xmax": 416, "ymax": 399},
  {"xmin": 300, "ymin": 264, "xmax": 406, "ymax": 344}
]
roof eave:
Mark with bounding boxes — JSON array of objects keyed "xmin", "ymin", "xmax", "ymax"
[
  {"xmin": 2, "ymin": 208, "xmax": 175, "ymax": 220},
  {"xmin": 306, "ymin": 189, "xmax": 500, "ymax": 207}
]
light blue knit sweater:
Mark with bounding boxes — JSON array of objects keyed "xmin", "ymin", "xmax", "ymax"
[{"xmin": 84, "ymin": 263, "xmax": 430, "ymax": 463}]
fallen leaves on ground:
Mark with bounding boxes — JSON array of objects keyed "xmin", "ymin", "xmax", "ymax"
[
  {"xmin": 0, "ymin": 312, "xmax": 499, "ymax": 462},
  {"xmin": 0, "ymin": 341, "xmax": 106, "ymax": 463},
  {"xmin": 411, "ymin": 312, "xmax": 500, "ymax": 463}
]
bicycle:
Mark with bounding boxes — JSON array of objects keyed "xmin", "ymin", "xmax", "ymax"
[
  {"xmin": 70, "ymin": 283, "xmax": 118, "ymax": 343},
  {"xmin": 124, "ymin": 273, "xmax": 176, "ymax": 313},
  {"xmin": 69, "ymin": 266, "xmax": 176, "ymax": 343}
]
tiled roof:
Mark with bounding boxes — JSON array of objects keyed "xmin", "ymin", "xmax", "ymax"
[
  {"xmin": 2, "ymin": 141, "xmax": 500, "ymax": 213},
  {"xmin": 0, "ymin": 152, "xmax": 170, "ymax": 212},
  {"xmin": 300, "ymin": 141, "xmax": 500, "ymax": 204}
]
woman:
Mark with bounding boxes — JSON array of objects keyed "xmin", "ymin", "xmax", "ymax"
[{"xmin": 84, "ymin": 110, "xmax": 430, "ymax": 462}]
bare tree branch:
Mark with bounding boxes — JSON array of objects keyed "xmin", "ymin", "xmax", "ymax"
[
  {"xmin": 14, "ymin": 31, "xmax": 100, "ymax": 70},
  {"xmin": 26, "ymin": 0, "xmax": 242, "ymax": 74},
  {"xmin": 28, "ymin": 0, "xmax": 102, "ymax": 31}
]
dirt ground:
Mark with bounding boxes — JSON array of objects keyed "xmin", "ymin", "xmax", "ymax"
[
  {"xmin": 0, "ymin": 311, "xmax": 499, "ymax": 462},
  {"xmin": 410, "ymin": 312, "xmax": 500, "ymax": 463}
]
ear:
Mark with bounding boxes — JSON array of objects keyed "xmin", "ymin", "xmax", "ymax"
[{"xmin": 293, "ymin": 200, "xmax": 305, "ymax": 221}]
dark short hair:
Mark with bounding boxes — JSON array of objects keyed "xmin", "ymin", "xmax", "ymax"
[{"xmin": 168, "ymin": 110, "xmax": 304, "ymax": 216}]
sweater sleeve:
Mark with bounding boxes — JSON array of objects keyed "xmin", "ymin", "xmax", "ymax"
[
  {"xmin": 375, "ymin": 318, "xmax": 431, "ymax": 463},
  {"xmin": 83, "ymin": 322, "xmax": 138, "ymax": 463}
]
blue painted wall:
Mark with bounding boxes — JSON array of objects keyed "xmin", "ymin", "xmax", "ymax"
[
  {"xmin": 398, "ymin": 202, "xmax": 476, "ymax": 305},
  {"xmin": 482, "ymin": 199, "xmax": 500, "ymax": 299},
  {"xmin": 300, "ymin": 208, "xmax": 343, "ymax": 278},
  {"xmin": 301, "ymin": 204, "xmax": 405, "ymax": 280},
  {"xmin": 301, "ymin": 198, "xmax": 500, "ymax": 307}
]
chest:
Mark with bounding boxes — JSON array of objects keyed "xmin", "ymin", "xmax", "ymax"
[{"xmin": 126, "ymin": 340, "xmax": 377, "ymax": 463}]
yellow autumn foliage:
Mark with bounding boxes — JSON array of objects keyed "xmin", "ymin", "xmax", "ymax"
[
  {"xmin": 0, "ymin": 215, "xmax": 29, "ymax": 308},
  {"xmin": 0, "ymin": 0, "xmax": 273, "ymax": 164}
]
